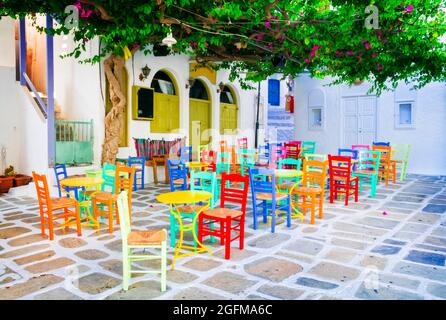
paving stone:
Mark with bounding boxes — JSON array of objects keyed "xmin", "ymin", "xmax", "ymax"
[
  {"xmin": 167, "ymin": 270, "xmax": 199, "ymax": 284},
  {"xmin": 4, "ymin": 214, "xmax": 37, "ymax": 221},
  {"xmin": 203, "ymin": 271, "xmax": 257, "ymax": 294},
  {"xmin": 410, "ymin": 213, "xmax": 441, "ymax": 225},
  {"xmin": 97, "ymin": 235, "xmax": 115, "ymax": 241},
  {"xmin": 106, "ymin": 280, "xmax": 166, "ymax": 300},
  {"xmin": 371, "ymin": 245, "xmax": 401, "ymax": 256},
  {"xmin": 355, "ymin": 282, "xmax": 423, "ymax": 300},
  {"xmin": 295, "ymin": 277, "xmax": 339, "ymax": 290},
  {"xmin": 246, "ymin": 294, "xmax": 269, "ymax": 300},
  {"xmin": 309, "ymin": 262, "xmax": 360, "ymax": 283},
  {"xmin": 422, "ymin": 204, "xmax": 446, "ymax": 214},
  {"xmin": 78, "ymin": 273, "xmax": 121, "ymax": 295},
  {"xmin": 248, "ymin": 233, "xmax": 291, "ymax": 249},
  {"xmin": 360, "ymin": 255, "xmax": 388, "ymax": 270},
  {"xmin": 33, "ymin": 287, "xmax": 83, "ymax": 300},
  {"xmin": 283, "ymin": 239, "xmax": 323, "ymax": 255},
  {"xmin": 400, "ymin": 223, "xmax": 430, "ymax": 233},
  {"xmin": 104, "ymin": 239, "xmax": 122, "ymax": 252},
  {"xmin": 58, "ymin": 237, "xmax": 87, "ymax": 248},
  {"xmin": 378, "ymin": 273, "xmax": 420, "ymax": 290},
  {"xmin": 329, "ymin": 231, "xmax": 377, "ymax": 243},
  {"xmin": 75, "ymin": 249, "xmax": 110, "ymax": 260},
  {"xmin": 0, "ymin": 244, "xmax": 50, "ymax": 258},
  {"xmin": 257, "ymin": 284, "xmax": 304, "ymax": 299},
  {"xmin": 0, "ymin": 223, "xmax": 15, "ymax": 229},
  {"xmin": 182, "ymin": 257, "xmax": 222, "ymax": 271},
  {"xmin": 302, "ymin": 227, "xmax": 318, "ymax": 233},
  {"xmin": 423, "ymin": 236, "xmax": 446, "ymax": 247},
  {"xmin": 404, "ymin": 250, "xmax": 445, "ymax": 266},
  {"xmin": 25, "ymin": 257, "xmax": 76, "ymax": 274},
  {"xmin": 354, "ymin": 217, "xmax": 400, "ymax": 230},
  {"xmin": 275, "ymin": 250, "xmax": 314, "ymax": 264},
  {"xmin": 14, "ymin": 250, "xmax": 56, "ymax": 265},
  {"xmin": 172, "ymin": 287, "xmax": 226, "ymax": 300},
  {"xmin": 392, "ymin": 195, "xmax": 425, "ymax": 203},
  {"xmin": 393, "ymin": 262, "xmax": 446, "ymax": 282},
  {"xmin": 324, "ymin": 248, "xmax": 357, "ymax": 263},
  {"xmin": 0, "ymin": 226, "xmax": 32, "ymax": 239},
  {"xmin": 426, "ymin": 282, "xmax": 446, "ymax": 299},
  {"xmin": 431, "ymin": 227, "xmax": 446, "ymax": 238},
  {"xmin": 383, "ymin": 239, "xmax": 406, "ymax": 246},
  {"xmin": 0, "ymin": 265, "xmax": 22, "ymax": 285},
  {"xmin": 392, "ymin": 231, "xmax": 420, "ymax": 241},
  {"xmin": 245, "ymin": 257, "xmax": 303, "ymax": 282},
  {"xmin": 0, "ymin": 274, "xmax": 64, "ymax": 300},
  {"xmin": 332, "ymin": 222, "xmax": 388, "ymax": 237},
  {"xmin": 403, "ymin": 185, "xmax": 441, "ymax": 195},
  {"xmin": 331, "ymin": 238, "xmax": 369, "ymax": 250},
  {"xmin": 99, "ymin": 259, "xmax": 124, "ymax": 276},
  {"xmin": 382, "ymin": 201, "xmax": 421, "ymax": 210},
  {"xmin": 213, "ymin": 248, "xmax": 257, "ymax": 261}
]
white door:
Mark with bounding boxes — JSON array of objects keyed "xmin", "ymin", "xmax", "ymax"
[{"xmin": 342, "ymin": 96, "xmax": 376, "ymax": 146}]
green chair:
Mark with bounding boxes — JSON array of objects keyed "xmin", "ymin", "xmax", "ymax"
[
  {"xmin": 277, "ymin": 158, "xmax": 302, "ymax": 191},
  {"xmin": 216, "ymin": 151, "xmax": 231, "ymax": 174},
  {"xmin": 301, "ymin": 141, "xmax": 316, "ymax": 158},
  {"xmin": 391, "ymin": 144, "xmax": 410, "ymax": 181},
  {"xmin": 116, "ymin": 191, "xmax": 167, "ymax": 292},
  {"xmin": 101, "ymin": 163, "xmax": 116, "ymax": 193},
  {"xmin": 352, "ymin": 150, "xmax": 381, "ymax": 198},
  {"xmin": 237, "ymin": 148, "xmax": 256, "ymax": 176},
  {"xmin": 304, "ymin": 153, "xmax": 328, "ymax": 172}
]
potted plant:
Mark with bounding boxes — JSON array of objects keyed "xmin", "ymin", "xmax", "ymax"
[
  {"xmin": 4, "ymin": 166, "xmax": 33, "ymax": 187},
  {"xmin": 0, "ymin": 165, "xmax": 15, "ymax": 193}
]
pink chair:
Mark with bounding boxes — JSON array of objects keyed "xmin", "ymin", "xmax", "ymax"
[{"xmin": 352, "ymin": 144, "xmax": 370, "ymax": 151}]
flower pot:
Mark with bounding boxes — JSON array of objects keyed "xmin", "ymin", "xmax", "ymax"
[
  {"xmin": 13, "ymin": 174, "xmax": 33, "ymax": 187},
  {"xmin": 0, "ymin": 176, "xmax": 14, "ymax": 193}
]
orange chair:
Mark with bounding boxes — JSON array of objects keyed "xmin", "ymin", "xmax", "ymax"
[
  {"xmin": 290, "ymin": 159, "xmax": 328, "ymax": 224},
  {"xmin": 32, "ymin": 171, "xmax": 81, "ymax": 240},
  {"xmin": 92, "ymin": 165, "xmax": 135, "ymax": 233},
  {"xmin": 372, "ymin": 145, "xmax": 397, "ymax": 186}
]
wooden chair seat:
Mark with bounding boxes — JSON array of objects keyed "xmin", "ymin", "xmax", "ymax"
[
  {"xmin": 128, "ymin": 229, "xmax": 166, "ymax": 246},
  {"xmin": 176, "ymin": 205, "xmax": 202, "ymax": 214},
  {"xmin": 277, "ymin": 183, "xmax": 295, "ymax": 190},
  {"xmin": 203, "ymin": 208, "xmax": 243, "ymax": 219},
  {"xmin": 291, "ymin": 186, "xmax": 322, "ymax": 194},
  {"xmin": 256, "ymin": 192, "xmax": 288, "ymax": 201},
  {"xmin": 333, "ymin": 176, "xmax": 358, "ymax": 183},
  {"xmin": 354, "ymin": 170, "xmax": 376, "ymax": 175},
  {"xmin": 51, "ymin": 197, "xmax": 77, "ymax": 209},
  {"xmin": 92, "ymin": 191, "xmax": 117, "ymax": 202}
]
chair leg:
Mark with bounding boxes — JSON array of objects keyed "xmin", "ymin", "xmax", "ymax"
[
  {"xmin": 318, "ymin": 194, "xmax": 324, "ymax": 219},
  {"xmin": 271, "ymin": 201, "xmax": 276, "ymax": 233},
  {"xmin": 75, "ymin": 203, "xmax": 82, "ymax": 237},
  {"xmin": 220, "ymin": 221, "xmax": 225, "ymax": 245},
  {"xmin": 122, "ymin": 248, "xmax": 130, "ymax": 291},
  {"xmin": 161, "ymin": 241, "xmax": 167, "ymax": 292},
  {"xmin": 225, "ymin": 216, "xmax": 231, "ymax": 260},
  {"xmin": 40, "ymin": 213, "xmax": 45, "ymax": 238},
  {"xmin": 286, "ymin": 196, "xmax": 291, "ymax": 228},
  {"xmin": 107, "ymin": 201, "xmax": 113, "ymax": 234},
  {"xmin": 355, "ymin": 182, "xmax": 359, "ymax": 202},
  {"xmin": 239, "ymin": 218, "xmax": 245, "ymax": 250},
  {"xmin": 329, "ymin": 185, "xmax": 334, "ymax": 203},
  {"xmin": 169, "ymin": 213, "xmax": 176, "ymax": 248},
  {"xmin": 252, "ymin": 202, "xmax": 258, "ymax": 230},
  {"xmin": 48, "ymin": 211, "xmax": 54, "ymax": 241}
]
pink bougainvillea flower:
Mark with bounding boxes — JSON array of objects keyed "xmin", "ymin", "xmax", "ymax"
[
  {"xmin": 372, "ymin": 53, "xmax": 377, "ymax": 58},
  {"xmin": 377, "ymin": 64, "xmax": 383, "ymax": 71},
  {"xmin": 256, "ymin": 34, "xmax": 264, "ymax": 42},
  {"xmin": 310, "ymin": 51, "xmax": 315, "ymax": 57},
  {"xmin": 279, "ymin": 35, "xmax": 285, "ymax": 43},
  {"xmin": 305, "ymin": 58, "xmax": 311, "ymax": 63},
  {"xmin": 335, "ymin": 50, "xmax": 343, "ymax": 55},
  {"xmin": 382, "ymin": 211, "xmax": 388, "ymax": 216},
  {"xmin": 74, "ymin": 1, "xmax": 82, "ymax": 10},
  {"xmin": 80, "ymin": 9, "xmax": 93, "ymax": 18},
  {"xmin": 132, "ymin": 44, "xmax": 140, "ymax": 50},
  {"xmin": 364, "ymin": 42, "xmax": 371, "ymax": 50},
  {"xmin": 406, "ymin": 5, "xmax": 414, "ymax": 13},
  {"xmin": 346, "ymin": 51, "xmax": 354, "ymax": 55},
  {"xmin": 265, "ymin": 21, "xmax": 271, "ymax": 28}
]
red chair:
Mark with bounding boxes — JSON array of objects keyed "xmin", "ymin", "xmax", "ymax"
[
  {"xmin": 198, "ymin": 172, "xmax": 249, "ymax": 259},
  {"xmin": 201, "ymin": 149, "xmax": 217, "ymax": 172},
  {"xmin": 284, "ymin": 141, "xmax": 302, "ymax": 159},
  {"xmin": 328, "ymin": 155, "xmax": 359, "ymax": 206}
]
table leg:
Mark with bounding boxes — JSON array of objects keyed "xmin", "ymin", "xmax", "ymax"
[{"xmin": 152, "ymin": 160, "xmax": 158, "ymax": 184}]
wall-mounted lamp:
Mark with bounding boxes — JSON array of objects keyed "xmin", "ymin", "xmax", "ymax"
[
  {"xmin": 217, "ymin": 82, "xmax": 225, "ymax": 93},
  {"xmin": 185, "ymin": 78, "xmax": 196, "ymax": 89},
  {"xmin": 162, "ymin": 27, "xmax": 177, "ymax": 47},
  {"xmin": 139, "ymin": 65, "xmax": 151, "ymax": 81}
]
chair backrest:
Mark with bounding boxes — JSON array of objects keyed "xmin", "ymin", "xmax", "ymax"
[
  {"xmin": 328, "ymin": 155, "xmax": 353, "ymax": 183},
  {"xmin": 257, "ymin": 144, "xmax": 270, "ymax": 165},
  {"xmin": 357, "ymin": 150, "xmax": 381, "ymax": 173},
  {"xmin": 338, "ymin": 148, "xmax": 358, "ymax": 159},
  {"xmin": 115, "ymin": 165, "xmax": 135, "ymax": 193},
  {"xmin": 116, "ymin": 191, "xmax": 131, "ymax": 248},
  {"xmin": 391, "ymin": 144, "xmax": 410, "ymax": 161},
  {"xmin": 302, "ymin": 141, "xmax": 316, "ymax": 154},
  {"xmin": 128, "ymin": 156, "xmax": 145, "ymax": 169},
  {"xmin": 237, "ymin": 148, "xmax": 256, "ymax": 165},
  {"xmin": 373, "ymin": 141, "xmax": 390, "ymax": 147},
  {"xmin": 302, "ymin": 159, "xmax": 328, "ymax": 189},
  {"xmin": 304, "ymin": 153, "xmax": 327, "ymax": 162},
  {"xmin": 220, "ymin": 172, "xmax": 250, "ymax": 214},
  {"xmin": 284, "ymin": 141, "xmax": 301, "ymax": 159},
  {"xmin": 278, "ymin": 157, "xmax": 302, "ymax": 170},
  {"xmin": 237, "ymin": 137, "xmax": 248, "ymax": 150},
  {"xmin": 167, "ymin": 159, "xmax": 188, "ymax": 191},
  {"xmin": 219, "ymin": 140, "xmax": 228, "ymax": 153},
  {"xmin": 180, "ymin": 146, "xmax": 192, "ymax": 162},
  {"xmin": 33, "ymin": 171, "xmax": 52, "ymax": 212},
  {"xmin": 248, "ymin": 167, "xmax": 276, "ymax": 197},
  {"xmin": 201, "ymin": 149, "xmax": 217, "ymax": 163},
  {"xmin": 53, "ymin": 164, "xmax": 68, "ymax": 197},
  {"xmin": 190, "ymin": 171, "xmax": 217, "ymax": 208},
  {"xmin": 216, "ymin": 151, "xmax": 231, "ymax": 174},
  {"xmin": 372, "ymin": 145, "xmax": 392, "ymax": 165},
  {"xmin": 352, "ymin": 144, "xmax": 370, "ymax": 151},
  {"xmin": 269, "ymin": 144, "xmax": 286, "ymax": 166},
  {"xmin": 102, "ymin": 163, "xmax": 116, "ymax": 192}
]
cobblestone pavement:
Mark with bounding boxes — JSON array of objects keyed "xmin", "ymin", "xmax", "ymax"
[{"xmin": 0, "ymin": 174, "xmax": 445, "ymax": 300}]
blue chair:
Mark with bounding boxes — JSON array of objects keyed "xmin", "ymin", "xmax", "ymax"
[
  {"xmin": 180, "ymin": 146, "xmax": 192, "ymax": 163},
  {"xmin": 373, "ymin": 141, "xmax": 390, "ymax": 146},
  {"xmin": 257, "ymin": 144, "xmax": 270, "ymax": 166},
  {"xmin": 53, "ymin": 164, "xmax": 82, "ymax": 198},
  {"xmin": 167, "ymin": 159, "xmax": 188, "ymax": 191},
  {"xmin": 128, "ymin": 156, "xmax": 146, "ymax": 190},
  {"xmin": 337, "ymin": 148, "xmax": 358, "ymax": 159},
  {"xmin": 248, "ymin": 167, "xmax": 291, "ymax": 233}
]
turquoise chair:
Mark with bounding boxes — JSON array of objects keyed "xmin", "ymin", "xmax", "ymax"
[
  {"xmin": 237, "ymin": 148, "xmax": 256, "ymax": 176},
  {"xmin": 277, "ymin": 158, "xmax": 302, "ymax": 190},
  {"xmin": 352, "ymin": 150, "xmax": 381, "ymax": 198},
  {"xmin": 101, "ymin": 163, "xmax": 116, "ymax": 193},
  {"xmin": 301, "ymin": 141, "xmax": 316, "ymax": 158}
]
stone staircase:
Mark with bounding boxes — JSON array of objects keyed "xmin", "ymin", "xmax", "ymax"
[{"xmin": 267, "ymin": 104, "xmax": 295, "ymax": 143}]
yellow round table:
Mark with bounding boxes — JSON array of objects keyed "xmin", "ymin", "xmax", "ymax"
[
  {"xmin": 156, "ymin": 190, "xmax": 212, "ymax": 269},
  {"xmin": 185, "ymin": 162, "xmax": 210, "ymax": 171}
]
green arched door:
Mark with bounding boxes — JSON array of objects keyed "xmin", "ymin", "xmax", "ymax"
[
  {"xmin": 150, "ymin": 70, "xmax": 179, "ymax": 133},
  {"xmin": 220, "ymin": 85, "xmax": 238, "ymax": 134},
  {"xmin": 189, "ymin": 79, "xmax": 212, "ymax": 148}
]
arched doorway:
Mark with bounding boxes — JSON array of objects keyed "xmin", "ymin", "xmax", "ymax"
[
  {"xmin": 220, "ymin": 85, "xmax": 238, "ymax": 134},
  {"xmin": 189, "ymin": 79, "xmax": 212, "ymax": 152},
  {"xmin": 150, "ymin": 70, "xmax": 179, "ymax": 133}
]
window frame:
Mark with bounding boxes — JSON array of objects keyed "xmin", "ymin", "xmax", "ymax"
[
  {"xmin": 394, "ymin": 100, "xmax": 416, "ymax": 129},
  {"xmin": 308, "ymin": 106, "xmax": 324, "ymax": 131}
]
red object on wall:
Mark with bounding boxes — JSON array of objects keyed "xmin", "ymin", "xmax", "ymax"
[{"xmin": 289, "ymin": 95, "xmax": 294, "ymax": 113}]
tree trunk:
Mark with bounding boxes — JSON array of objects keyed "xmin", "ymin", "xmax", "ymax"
[{"xmin": 101, "ymin": 54, "xmax": 126, "ymax": 164}]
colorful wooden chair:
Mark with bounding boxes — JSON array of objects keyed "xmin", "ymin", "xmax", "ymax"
[
  {"xmin": 352, "ymin": 150, "xmax": 381, "ymax": 197},
  {"xmin": 128, "ymin": 156, "xmax": 145, "ymax": 190},
  {"xmin": 269, "ymin": 144, "xmax": 287, "ymax": 168},
  {"xmin": 277, "ymin": 158, "xmax": 302, "ymax": 191},
  {"xmin": 180, "ymin": 146, "xmax": 192, "ymax": 162},
  {"xmin": 167, "ymin": 159, "xmax": 188, "ymax": 191},
  {"xmin": 284, "ymin": 141, "xmax": 302, "ymax": 160},
  {"xmin": 237, "ymin": 148, "xmax": 256, "ymax": 176},
  {"xmin": 101, "ymin": 163, "xmax": 116, "ymax": 192},
  {"xmin": 290, "ymin": 159, "xmax": 328, "ymax": 224},
  {"xmin": 116, "ymin": 191, "xmax": 167, "ymax": 291},
  {"xmin": 198, "ymin": 172, "xmax": 249, "ymax": 259},
  {"xmin": 256, "ymin": 144, "xmax": 270, "ymax": 166},
  {"xmin": 53, "ymin": 164, "xmax": 82, "ymax": 198},
  {"xmin": 33, "ymin": 171, "xmax": 81, "ymax": 240},
  {"xmin": 338, "ymin": 148, "xmax": 358, "ymax": 159},
  {"xmin": 237, "ymin": 137, "xmax": 248, "ymax": 150},
  {"xmin": 372, "ymin": 145, "xmax": 397, "ymax": 186},
  {"xmin": 92, "ymin": 165, "xmax": 135, "ymax": 233},
  {"xmin": 201, "ymin": 149, "xmax": 217, "ymax": 172},
  {"xmin": 249, "ymin": 167, "xmax": 291, "ymax": 233},
  {"xmin": 328, "ymin": 155, "xmax": 359, "ymax": 206},
  {"xmin": 352, "ymin": 144, "xmax": 370, "ymax": 151},
  {"xmin": 216, "ymin": 151, "xmax": 231, "ymax": 174},
  {"xmin": 391, "ymin": 144, "xmax": 410, "ymax": 181},
  {"xmin": 301, "ymin": 141, "xmax": 316, "ymax": 158}
]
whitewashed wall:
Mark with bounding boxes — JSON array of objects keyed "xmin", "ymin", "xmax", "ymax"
[{"xmin": 294, "ymin": 74, "xmax": 446, "ymax": 175}]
